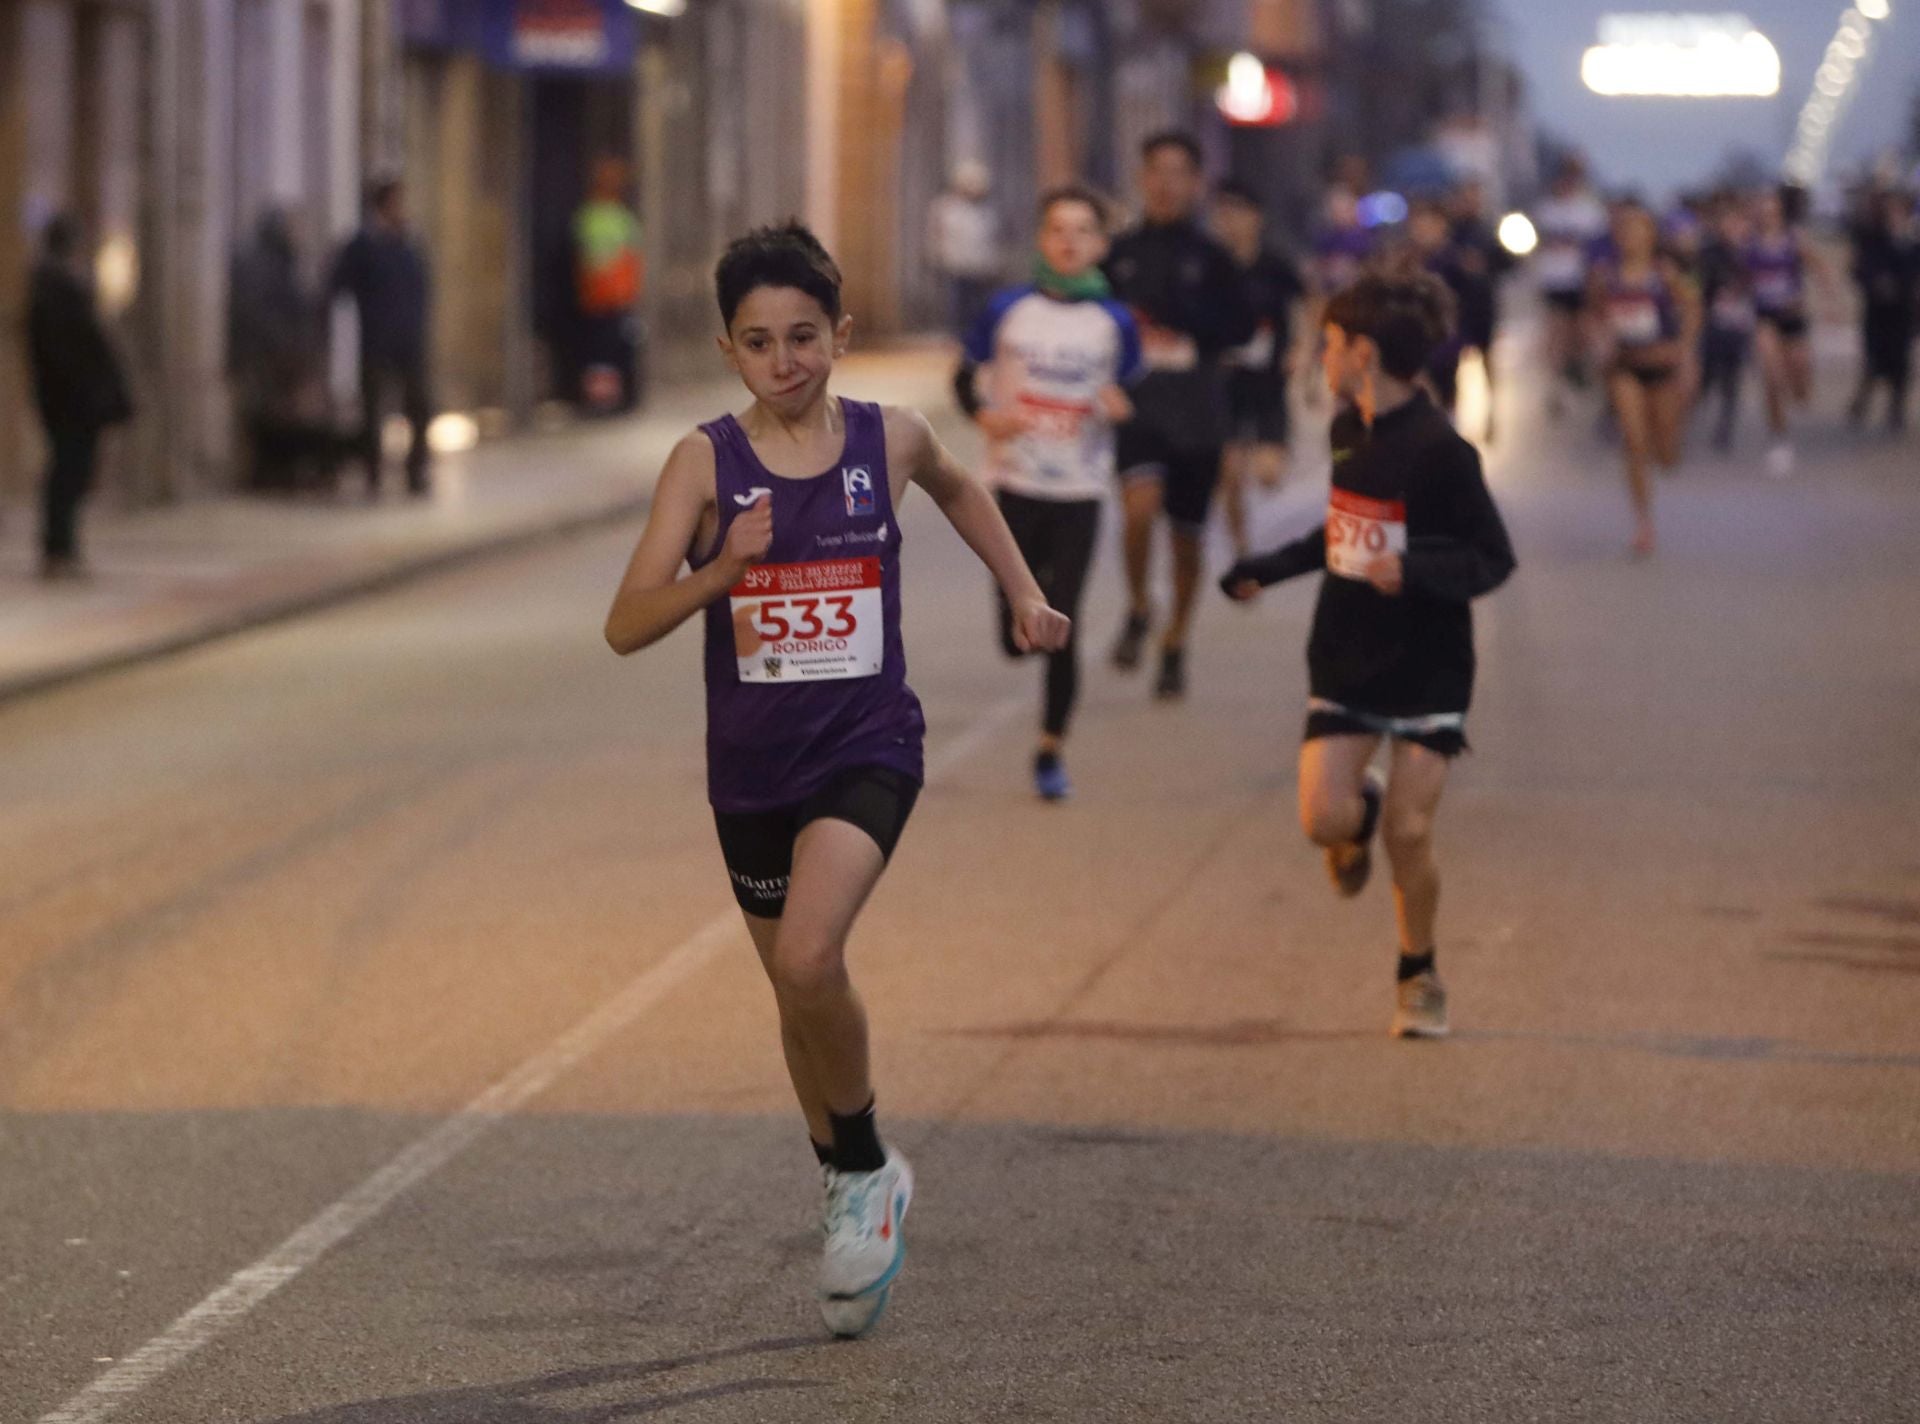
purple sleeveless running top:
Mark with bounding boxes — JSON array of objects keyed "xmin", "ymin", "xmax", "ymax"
[
  {"xmin": 1602, "ymin": 264, "xmax": 1681, "ymax": 348},
  {"xmin": 1314, "ymin": 225, "xmax": 1372, "ymax": 287},
  {"xmin": 692, "ymin": 399, "xmax": 926, "ymax": 813},
  {"xmin": 1744, "ymin": 235, "xmax": 1804, "ymax": 314}
]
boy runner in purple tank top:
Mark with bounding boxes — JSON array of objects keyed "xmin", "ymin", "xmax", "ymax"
[{"xmin": 604, "ymin": 224, "xmax": 1068, "ymax": 1338}]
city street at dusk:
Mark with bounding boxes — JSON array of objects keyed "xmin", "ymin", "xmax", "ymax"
[
  {"xmin": 5, "ymin": 0, "xmax": 1919, "ymax": 1417},
  {"xmin": 5, "ymin": 344, "xmax": 1917, "ymax": 1422}
]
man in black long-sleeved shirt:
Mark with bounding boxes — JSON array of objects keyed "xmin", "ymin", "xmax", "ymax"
[
  {"xmin": 330, "ymin": 178, "xmax": 433, "ymax": 497},
  {"xmin": 1103, "ymin": 131, "xmax": 1256, "ymax": 698},
  {"xmin": 1222, "ymin": 272, "xmax": 1514, "ymax": 1041},
  {"xmin": 28, "ymin": 215, "xmax": 132, "ymax": 578}
]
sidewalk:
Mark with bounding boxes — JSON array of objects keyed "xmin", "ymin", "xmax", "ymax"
[{"xmin": 0, "ymin": 348, "xmax": 954, "ymax": 704}]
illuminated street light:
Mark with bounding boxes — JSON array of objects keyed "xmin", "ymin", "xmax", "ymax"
[
  {"xmin": 1217, "ymin": 52, "xmax": 1271, "ymax": 124},
  {"xmin": 1215, "ymin": 51, "xmax": 1298, "ymax": 127},
  {"xmin": 1581, "ymin": 15, "xmax": 1780, "ymax": 98},
  {"xmin": 1783, "ymin": 2, "xmax": 1888, "ymax": 180},
  {"xmin": 625, "ymin": 0, "xmax": 686, "ymax": 14},
  {"xmin": 1497, "ymin": 212, "xmax": 1539, "ymax": 257}
]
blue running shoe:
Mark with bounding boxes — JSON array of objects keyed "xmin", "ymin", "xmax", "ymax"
[{"xmin": 1034, "ymin": 753, "xmax": 1071, "ymax": 802}]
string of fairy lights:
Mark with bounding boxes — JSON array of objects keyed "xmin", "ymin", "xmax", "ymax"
[{"xmin": 1784, "ymin": 0, "xmax": 1892, "ymax": 184}]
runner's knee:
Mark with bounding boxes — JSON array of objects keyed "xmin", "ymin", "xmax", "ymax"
[
  {"xmin": 1300, "ymin": 793, "xmax": 1352, "ymax": 846},
  {"xmin": 769, "ymin": 933, "xmax": 850, "ymax": 1000},
  {"xmin": 1381, "ymin": 807, "xmax": 1434, "ymax": 864}
]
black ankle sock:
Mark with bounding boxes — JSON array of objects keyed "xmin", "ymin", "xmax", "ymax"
[
  {"xmin": 810, "ymin": 1138, "xmax": 833, "ymax": 1168},
  {"xmin": 1357, "ymin": 782, "xmax": 1383, "ymax": 844},
  {"xmin": 1035, "ymin": 749, "xmax": 1060, "ymax": 774},
  {"xmin": 828, "ymin": 1100, "xmax": 886, "ymax": 1173},
  {"xmin": 1396, "ymin": 950, "xmax": 1436, "ymax": 983}
]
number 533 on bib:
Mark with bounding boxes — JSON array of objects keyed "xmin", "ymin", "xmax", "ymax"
[{"xmin": 730, "ymin": 558, "xmax": 885, "ymax": 682}]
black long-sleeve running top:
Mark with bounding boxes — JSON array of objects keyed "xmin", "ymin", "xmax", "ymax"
[
  {"xmin": 1223, "ymin": 391, "xmax": 1515, "ymax": 716},
  {"xmin": 1103, "ymin": 219, "xmax": 1256, "ymax": 449}
]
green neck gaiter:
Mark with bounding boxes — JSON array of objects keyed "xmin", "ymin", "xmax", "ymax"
[{"xmin": 1032, "ymin": 255, "xmax": 1111, "ymax": 303}]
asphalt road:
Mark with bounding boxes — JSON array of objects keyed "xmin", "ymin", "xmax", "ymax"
[{"xmin": 4, "ymin": 347, "xmax": 1918, "ymax": 1422}]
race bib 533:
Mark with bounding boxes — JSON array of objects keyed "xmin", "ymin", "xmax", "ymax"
[
  {"xmin": 1326, "ymin": 489, "xmax": 1407, "ymax": 581},
  {"xmin": 730, "ymin": 558, "xmax": 883, "ymax": 682}
]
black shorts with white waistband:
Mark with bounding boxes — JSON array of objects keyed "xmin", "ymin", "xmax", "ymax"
[
  {"xmin": 1116, "ymin": 423, "xmax": 1223, "ymax": 533},
  {"xmin": 1226, "ymin": 370, "xmax": 1290, "ymax": 447},
  {"xmin": 1758, "ymin": 309, "xmax": 1809, "ymax": 341},
  {"xmin": 712, "ymin": 764, "xmax": 920, "ymax": 919},
  {"xmin": 1304, "ymin": 706, "xmax": 1469, "ymax": 759}
]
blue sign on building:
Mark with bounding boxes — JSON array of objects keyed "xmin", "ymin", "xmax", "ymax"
[{"xmin": 401, "ymin": 0, "xmax": 639, "ymax": 75}]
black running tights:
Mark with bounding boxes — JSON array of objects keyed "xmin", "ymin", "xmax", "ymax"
[{"xmin": 995, "ymin": 490, "xmax": 1100, "ymax": 739}]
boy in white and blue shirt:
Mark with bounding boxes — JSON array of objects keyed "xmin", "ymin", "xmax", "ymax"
[{"xmin": 957, "ymin": 184, "xmax": 1142, "ymax": 800}]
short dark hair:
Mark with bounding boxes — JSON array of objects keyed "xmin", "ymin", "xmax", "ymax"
[
  {"xmin": 714, "ymin": 221, "xmax": 844, "ymax": 329},
  {"xmin": 1213, "ymin": 179, "xmax": 1262, "ymax": 210},
  {"xmin": 366, "ymin": 177, "xmax": 403, "ymax": 215},
  {"xmin": 1141, "ymin": 130, "xmax": 1202, "ymax": 167},
  {"xmin": 1323, "ymin": 272, "xmax": 1455, "ymax": 380},
  {"xmin": 41, "ymin": 214, "xmax": 78, "ymax": 260},
  {"xmin": 1038, "ymin": 183, "xmax": 1109, "ymax": 230}
]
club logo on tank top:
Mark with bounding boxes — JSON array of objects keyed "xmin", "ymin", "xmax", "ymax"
[{"xmin": 843, "ymin": 466, "xmax": 876, "ymax": 517}]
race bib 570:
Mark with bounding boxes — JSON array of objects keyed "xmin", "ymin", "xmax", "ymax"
[
  {"xmin": 730, "ymin": 558, "xmax": 884, "ymax": 682},
  {"xmin": 1326, "ymin": 489, "xmax": 1407, "ymax": 581}
]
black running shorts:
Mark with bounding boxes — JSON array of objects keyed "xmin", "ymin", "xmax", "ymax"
[
  {"xmin": 1117, "ymin": 423, "xmax": 1223, "ymax": 534},
  {"xmin": 1758, "ymin": 309, "xmax": 1809, "ymax": 341},
  {"xmin": 712, "ymin": 765, "xmax": 920, "ymax": 919},
  {"xmin": 1304, "ymin": 707, "xmax": 1468, "ymax": 759},
  {"xmin": 1226, "ymin": 370, "xmax": 1290, "ymax": 446}
]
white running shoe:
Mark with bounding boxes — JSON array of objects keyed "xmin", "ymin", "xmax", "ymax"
[
  {"xmin": 1392, "ymin": 969, "xmax": 1450, "ymax": 1039},
  {"xmin": 818, "ymin": 1149, "xmax": 913, "ymax": 1338},
  {"xmin": 1765, "ymin": 441, "xmax": 1795, "ymax": 479}
]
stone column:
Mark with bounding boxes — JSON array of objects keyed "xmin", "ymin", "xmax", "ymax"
[
  {"xmin": 0, "ymin": 4, "xmax": 29, "ymax": 508},
  {"xmin": 263, "ymin": 0, "xmax": 307, "ymax": 207},
  {"xmin": 171, "ymin": 0, "xmax": 237, "ymax": 492},
  {"xmin": 327, "ymin": 0, "xmax": 363, "ymax": 402}
]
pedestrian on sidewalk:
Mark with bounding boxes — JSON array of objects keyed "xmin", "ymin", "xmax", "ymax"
[
  {"xmin": 572, "ymin": 155, "xmax": 644, "ymax": 414},
  {"xmin": 229, "ymin": 209, "xmax": 343, "ymax": 492},
  {"xmin": 329, "ymin": 178, "xmax": 433, "ymax": 498},
  {"xmin": 26, "ymin": 214, "xmax": 133, "ymax": 580},
  {"xmin": 926, "ymin": 161, "xmax": 1003, "ymax": 339}
]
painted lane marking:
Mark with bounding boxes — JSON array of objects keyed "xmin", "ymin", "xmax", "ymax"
[{"xmin": 38, "ymin": 691, "xmax": 1024, "ymax": 1424}]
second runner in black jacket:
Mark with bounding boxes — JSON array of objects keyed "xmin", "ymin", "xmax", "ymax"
[{"xmin": 1222, "ymin": 390, "xmax": 1514, "ymax": 717}]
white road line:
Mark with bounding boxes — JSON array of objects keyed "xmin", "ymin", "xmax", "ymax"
[{"xmin": 37, "ymin": 691, "xmax": 1026, "ymax": 1424}]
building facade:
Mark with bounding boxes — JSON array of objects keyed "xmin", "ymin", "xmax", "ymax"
[
  {"xmin": 1, "ymin": 0, "xmax": 361, "ymax": 511},
  {"xmin": 0, "ymin": 0, "xmax": 940, "ymax": 510}
]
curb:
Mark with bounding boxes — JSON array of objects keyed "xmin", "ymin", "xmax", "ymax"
[{"xmin": 0, "ymin": 489, "xmax": 651, "ymax": 709}]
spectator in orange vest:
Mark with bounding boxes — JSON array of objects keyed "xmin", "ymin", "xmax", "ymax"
[{"xmin": 574, "ymin": 156, "xmax": 644, "ymax": 413}]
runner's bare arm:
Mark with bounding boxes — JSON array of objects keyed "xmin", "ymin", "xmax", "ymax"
[
  {"xmin": 883, "ymin": 406, "xmax": 1070, "ymax": 653},
  {"xmin": 1800, "ymin": 236, "xmax": 1845, "ymax": 307},
  {"xmin": 604, "ymin": 432, "xmax": 769, "ymax": 655},
  {"xmin": 1671, "ymin": 260, "xmax": 1704, "ymax": 348}
]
